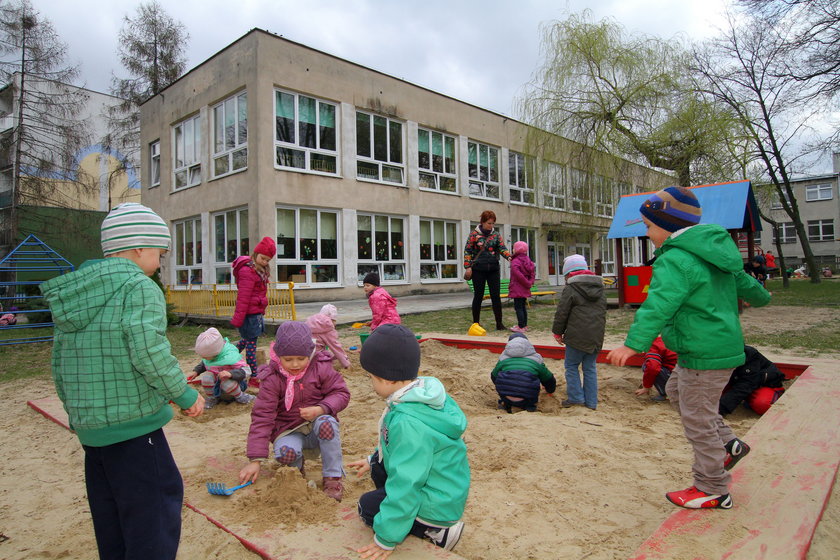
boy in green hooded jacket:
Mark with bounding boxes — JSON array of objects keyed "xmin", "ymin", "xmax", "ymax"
[{"xmin": 607, "ymin": 187, "xmax": 770, "ymax": 511}]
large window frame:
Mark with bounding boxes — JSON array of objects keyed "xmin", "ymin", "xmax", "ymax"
[
  {"xmin": 806, "ymin": 183, "xmax": 833, "ymax": 202},
  {"xmin": 212, "ymin": 92, "xmax": 248, "ymax": 178},
  {"xmin": 419, "ymin": 218, "xmax": 459, "ymax": 281},
  {"xmin": 173, "ymin": 216, "xmax": 202, "ymax": 286},
  {"xmin": 275, "ymin": 89, "xmax": 339, "ymax": 175},
  {"xmin": 149, "ymin": 140, "xmax": 160, "ymax": 187},
  {"xmin": 173, "ymin": 114, "xmax": 201, "ymax": 190},
  {"xmin": 542, "ymin": 161, "xmax": 566, "ymax": 210},
  {"xmin": 599, "ymin": 236, "xmax": 616, "ymax": 276},
  {"xmin": 774, "ymin": 222, "xmax": 797, "ymax": 244},
  {"xmin": 594, "ymin": 175, "xmax": 615, "ymax": 217},
  {"xmin": 467, "ymin": 140, "xmax": 500, "ymax": 200},
  {"xmin": 569, "ymin": 168, "xmax": 592, "ymax": 214},
  {"xmin": 418, "ymin": 127, "xmax": 457, "ymax": 193},
  {"xmin": 807, "ymin": 219, "xmax": 834, "ymax": 242},
  {"xmin": 508, "ymin": 151, "xmax": 535, "ymax": 205},
  {"xmin": 357, "ymin": 213, "xmax": 407, "ymax": 283},
  {"xmin": 356, "ymin": 111, "xmax": 404, "ymax": 184},
  {"xmin": 212, "ymin": 208, "xmax": 249, "ymax": 284},
  {"xmin": 275, "ymin": 207, "xmax": 340, "ymax": 286}
]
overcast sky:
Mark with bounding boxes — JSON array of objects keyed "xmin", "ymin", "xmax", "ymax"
[{"xmin": 36, "ymin": 0, "xmax": 732, "ymax": 116}]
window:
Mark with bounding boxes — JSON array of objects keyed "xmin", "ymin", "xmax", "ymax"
[
  {"xmin": 213, "ymin": 208, "xmax": 249, "ymax": 284},
  {"xmin": 418, "ymin": 128, "xmax": 456, "ymax": 192},
  {"xmin": 508, "ymin": 152, "xmax": 535, "ymax": 205},
  {"xmin": 419, "ymin": 219, "xmax": 458, "ymax": 280},
  {"xmin": 771, "ymin": 191, "xmax": 791, "ymax": 210},
  {"xmin": 599, "ymin": 236, "xmax": 615, "ymax": 276},
  {"xmin": 276, "ymin": 207, "xmax": 339, "ymax": 285},
  {"xmin": 356, "ymin": 111, "xmax": 403, "ymax": 183},
  {"xmin": 276, "ymin": 90, "xmax": 338, "ymax": 175},
  {"xmin": 149, "ymin": 141, "xmax": 160, "ymax": 187},
  {"xmin": 542, "ymin": 161, "xmax": 566, "ymax": 210},
  {"xmin": 467, "ymin": 140, "xmax": 499, "ymax": 199},
  {"xmin": 357, "ymin": 213, "xmax": 406, "ymax": 282},
  {"xmin": 510, "ymin": 226, "xmax": 537, "ymax": 268},
  {"xmin": 773, "ymin": 222, "xmax": 797, "ymax": 244},
  {"xmin": 808, "ymin": 219, "xmax": 834, "ymax": 242},
  {"xmin": 806, "ymin": 183, "xmax": 833, "ymax": 201},
  {"xmin": 213, "ymin": 92, "xmax": 247, "ymax": 177},
  {"xmin": 174, "ymin": 217, "xmax": 202, "ymax": 285},
  {"xmin": 569, "ymin": 168, "xmax": 592, "ymax": 214},
  {"xmin": 173, "ymin": 115, "xmax": 201, "ymax": 189},
  {"xmin": 594, "ymin": 175, "xmax": 615, "ymax": 217}
]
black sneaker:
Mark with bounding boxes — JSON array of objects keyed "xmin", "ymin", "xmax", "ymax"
[
  {"xmin": 425, "ymin": 521, "xmax": 464, "ymax": 551},
  {"xmin": 724, "ymin": 438, "xmax": 751, "ymax": 471}
]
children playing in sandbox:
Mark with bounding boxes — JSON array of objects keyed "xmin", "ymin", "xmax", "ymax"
[{"xmin": 190, "ymin": 327, "xmax": 255, "ymax": 408}]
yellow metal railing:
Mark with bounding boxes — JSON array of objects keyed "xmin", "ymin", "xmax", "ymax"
[{"xmin": 165, "ymin": 283, "xmax": 296, "ymax": 321}]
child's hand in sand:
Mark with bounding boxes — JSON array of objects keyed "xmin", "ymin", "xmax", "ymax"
[
  {"xmin": 358, "ymin": 541, "xmax": 392, "ymax": 559},
  {"xmin": 634, "ymin": 387, "xmax": 650, "ymax": 397},
  {"xmin": 299, "ymin": 405, "xmax": 325, "ymax": 422},
  {"xmin": 347, "ymin": 458, "xmax": 371, "ymax": 478},
  {"xmin": 606, "ymin": 345, "xmax": 638, "ymax": 366},
  {"xmin": 181, "ymin": 395, "xmax": 205, "ymax": 417},
  {"xmin": 239, "ymin": 461, "xmax": 261, "ymax": 484}
]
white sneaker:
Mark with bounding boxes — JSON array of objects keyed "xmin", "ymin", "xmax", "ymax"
[{"xmin": 425, "ymin": 521, "xmax": 464, "ymax": 551}]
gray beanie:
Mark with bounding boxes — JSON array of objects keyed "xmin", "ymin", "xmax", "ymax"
[
  {"xmin": 101, "ymin": 203, "xmax": 171, "ymax": 256},
  {"xmin": 360, "ymin": 324, "xmax": 420, "ymax": 381}
]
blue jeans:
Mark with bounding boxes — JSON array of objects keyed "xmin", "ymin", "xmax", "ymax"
[{"xmin": 564, "ymin": 345, "xmax": 599, "ymax": 409}]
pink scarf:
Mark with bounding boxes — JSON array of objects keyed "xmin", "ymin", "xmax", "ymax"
[{"xmin": 269, "ymin": 346, "xmax": 310, "ymax": 411}]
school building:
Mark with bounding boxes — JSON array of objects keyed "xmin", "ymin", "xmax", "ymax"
[{"xmin": 140, "ymin": 28, "xmax": 673, "ymax": 302}]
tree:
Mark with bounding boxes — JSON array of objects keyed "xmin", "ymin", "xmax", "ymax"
[
  {"xmin": 0, "ymin": 0, "xmax": 92, "ymax": 247},
  {"xmin": 105, "ymin": 0, "xmax": 188, "ymax": 194},
  {"xmin": 692, "ymin": 11, "xmax": 824, "ymax": 284},
  {"xmin": 516, "ymin": 11, "xmax": 742, "ymax": 187}
]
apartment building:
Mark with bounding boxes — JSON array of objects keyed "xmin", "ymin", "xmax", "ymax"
[{"xmin": 140, "ymin": 29, "xmax": 673, "ymax": 302}]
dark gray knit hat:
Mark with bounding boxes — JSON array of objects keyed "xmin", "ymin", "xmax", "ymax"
[
  {"xmin": 362, "ymin": 272, "xmax": 380, "ymax": 287},
  {"xmin": 360, "ymin": 324, "xmax": 420, "ymax": 381}
]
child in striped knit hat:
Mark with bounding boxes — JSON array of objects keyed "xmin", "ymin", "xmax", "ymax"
[
  {"xmin": 607, "ymin": 186, "xmax": 770, "ymax": 511},
  {"xmin": 41, "ymin": 202, "xmax": 203, "ymax": 558}
]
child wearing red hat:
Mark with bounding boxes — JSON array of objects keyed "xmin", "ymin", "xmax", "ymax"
[{"xmin": 232, "ymin": 236, "xmax": 276, "ymax": 375}]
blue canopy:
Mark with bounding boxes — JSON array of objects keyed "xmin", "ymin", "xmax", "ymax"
[{"xmin": 607, "ymin": 181, "xmax": 761, "ymax": 239}]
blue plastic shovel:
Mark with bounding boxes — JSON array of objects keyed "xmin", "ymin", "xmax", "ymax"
[{"xmin": 206, "ymin": 480, "xmax": 253, "ymax": 496}]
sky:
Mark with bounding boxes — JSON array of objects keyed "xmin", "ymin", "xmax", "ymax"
[{"xmin": 34, "ymin": 0, "xmax": 733, "ymax": 117}]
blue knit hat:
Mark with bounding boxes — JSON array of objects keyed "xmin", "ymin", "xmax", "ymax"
[{"xmin": 640, "ymin": 186, "xmax": 702, "ymax": 233}]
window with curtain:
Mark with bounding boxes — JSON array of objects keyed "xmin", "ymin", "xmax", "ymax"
[
  {"xmin": 212, "ymin": 91, "xmax": 247, "ymax": 178},
  {"xmin": 174, "ymin": 216, "xmax": 202, "ymax": 285},
  {"xmin": 467, "ymin": 140, "xmax": 499, "ymax": 199},
  {"xmin": 275, "ymin": 207, "xmax": 340, "ymax": 285},
  {"xmin": 357, "ymin": 213, "xmax": 406, "ymax": 281},
  {"xmin": 275, "ymin": 89, "xmax": 338, "ymax": 175},
  {"xmin": 418, "ymin": 127, "xmax": 457, "ymax": 192},
  {"xmin": 356, "ymin": 111, "xmax": 404, "ymax": 184},
  {"xmin": 419, "ymin": 218, "xmax": 458, "ymax": 280},
  {"xmin": 173, "ymin": 114, "xmax": 201, "ymax": 189},
  {"xmin": 508, "ymin": 152, "xmax": 535, "ymax": 205},
  {"xmin": 212, "ymin": 208, "xmax": 249, "ymax": 284}
]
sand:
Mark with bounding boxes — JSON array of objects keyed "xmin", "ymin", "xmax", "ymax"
[{"xmin": 1, "ymin": 305, "xmax": 839, "ymax": 560}]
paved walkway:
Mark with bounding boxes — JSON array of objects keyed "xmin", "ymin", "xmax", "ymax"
[{"xmin": 293, "ymin": 290, "xmax": 477, "ymax": 325}]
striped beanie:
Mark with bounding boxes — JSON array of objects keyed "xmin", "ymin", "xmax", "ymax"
[
  {"xmin": 562, "ymin": 254, "xmax": 588, "ymax": 275},
  {"xmin": 101, "ymin": 203, "xmax": 171, "ymax": 256},
  {"xmin": 640, "ymin": 186, "xmax": 702, "ymax": 233}
]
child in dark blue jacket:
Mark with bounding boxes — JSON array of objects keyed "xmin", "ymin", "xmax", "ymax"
[{"xmin": 490, "ymin": 333, "xmax": 557, "ymax": 413}]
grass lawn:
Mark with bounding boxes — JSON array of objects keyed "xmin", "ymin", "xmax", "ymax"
[{"xmin": 2, "ymin": 278, "xmax": 837, "ymax": 384}]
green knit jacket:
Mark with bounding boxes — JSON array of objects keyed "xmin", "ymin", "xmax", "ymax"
[{"xmin": 41, "ymin": 258, "xmax": 198, "ymax": 447}]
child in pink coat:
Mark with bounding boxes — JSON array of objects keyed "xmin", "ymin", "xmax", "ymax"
[
  {"xmin": 306, "ymin": 304, "xmax": 351, "ymax": 369},
  {"xmin": 508, "ymin": 241, "xmax": 536, "ymax": 333},
  {"xmin": 362, "ymin": 272, "xmax": 401, "ymax": 330},
  {"xmin": 231, "ymin": 236, "xmax": 276, "ymax": 376}
]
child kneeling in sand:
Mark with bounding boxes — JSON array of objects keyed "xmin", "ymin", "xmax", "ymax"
[
  {"xmin": 190, "ymin": 327, "xmax": 255, "ymax": 409},
  {"xmin": 349, "ymin": 324, "xmax": 470, "ymax": 555},
  {"xmin": 491, "ymin": 332, "xmax": 556, "ymax": 413},
  {"xmin": 239, "ymin": 321, "xmax": 350, "ymax": 501}
]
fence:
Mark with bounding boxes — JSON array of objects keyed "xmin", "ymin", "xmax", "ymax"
[{"xmin": 165, "ymin": 283, "xmax": 297, "ymax": 322}]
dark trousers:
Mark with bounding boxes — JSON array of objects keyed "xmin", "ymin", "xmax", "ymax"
[
  {"xmin": 470, "ymin": 268, "xmax": 504, "ymax": 327},
  {"xmin": 654, "ymin": 368, "xmax": 672, "ymax": 397},
  {"xmin": 83, "ymin": 429, "xmax": 183, "ymax": 560},
  {"xmin": 513, "ymin": 297, "xmax": 527, "ymax": 327},
  {"xmin": 357, "ymin": 453, "xmax": 432, "ymax": 540}
]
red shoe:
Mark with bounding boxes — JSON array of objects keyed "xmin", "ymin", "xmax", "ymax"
[
  {"xmin": 666, "ymin": 486, "xmax": 732, "ymax": 509},
  {"xmin": 322, "ymin": 477, "xmax": 343, "ymax": 501}
]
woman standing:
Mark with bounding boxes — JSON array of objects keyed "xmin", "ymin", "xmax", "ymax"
[{"xmin": 463, "ymin": 210, "xmax": 512, "ymax": 330}]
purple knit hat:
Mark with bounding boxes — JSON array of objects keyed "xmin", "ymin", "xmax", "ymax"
[{"xmin": 273, "ymin": 321, "xmax": 315, "ymax": 357}]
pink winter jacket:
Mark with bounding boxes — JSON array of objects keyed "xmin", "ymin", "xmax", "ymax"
[
  {"xmin": 305, "ymin": 313, "xmax": 351, "ymax": 369},
  {"xmin": 246, "ymin": 351, "xmax": 350, "ymax": 460},
  {"xmin": 367, "ymin": 286, "xmax": 401, "ymax": 330},
  {"xmin": 508, "ymin": 253, "xmax": 536, "ymax": 299},
  {"xmin": 231, "ymin": 256, "xmax": 268, "ymax": 328}
]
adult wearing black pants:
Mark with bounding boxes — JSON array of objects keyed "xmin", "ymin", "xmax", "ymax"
[{"xmin": 463, "ymin": 210, "xmax": 512, "ymax": 330}]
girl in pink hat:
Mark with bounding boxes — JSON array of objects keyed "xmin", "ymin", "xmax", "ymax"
[
  {"xmin": 231, "ymin": 236, "xmax": 276, "ymax": 375},
  {"xmin": 508, "ymin": 241, "xmax": 536, "ymax": 333}
]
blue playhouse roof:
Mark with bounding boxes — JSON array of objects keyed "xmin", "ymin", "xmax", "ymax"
[{"xmin": 607, "ymin": 181, "xmax": 761, "ymax": 240}]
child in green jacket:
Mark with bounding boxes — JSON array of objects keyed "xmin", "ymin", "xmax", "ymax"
[
  {"xmin": 41, "ymin": 203, "xmax": 203, "ymax": 559},
  {"xmin": 607, "ymin": 187, "xmax": 770, "ymax": 511},
  {"xmin": 349, "ymin": 324, "xmax": 470, "ymax": 555}
]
